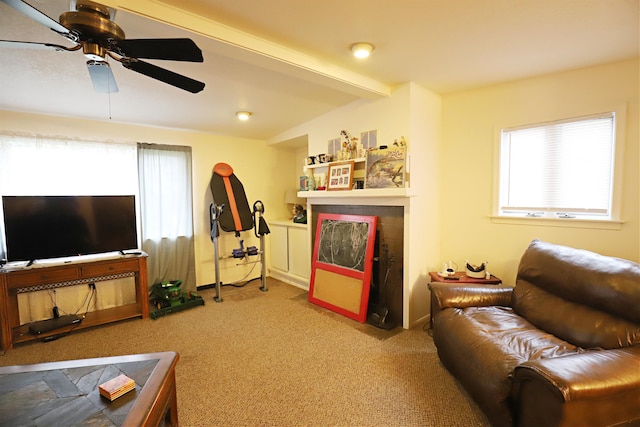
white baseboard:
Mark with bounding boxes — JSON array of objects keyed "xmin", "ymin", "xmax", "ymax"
[{"xmin": 268, "ymin": 270, "xmax": 309, "ymax": 291}]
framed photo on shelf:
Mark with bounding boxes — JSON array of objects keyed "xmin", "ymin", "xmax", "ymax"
[
  {"xmin": 327, "ymin": 160, "xmax": 354, "ymax": 191},
  {"xmin": 365, "ymin": 146, "xmax": 406, "ymax": 189}
]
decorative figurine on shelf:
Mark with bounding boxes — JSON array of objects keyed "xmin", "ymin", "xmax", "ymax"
[
  {"xmin": 315, "ymin": 172, "xmax": 326, "ymax": 190},
  {"xmin": 340, "ymin": 130, "xmax": 353, "ymax": 160},
  {"xmin": 340, "ymin": 141, "xmax": 350, "ymax": 160},
  {"xmin": 292, "ymin": 204, "xmax": 307, "ymax": 224},
  {"xmin": 393, "ymin": 136, "xmax": 407, "ymax": 147},
  {"xmin": 307, "ymin": 173, "xmax": 316, "ymax": 191},
  {"xmin": 353, "ymin": 138, "xmax": 363, "ymax": 158}
]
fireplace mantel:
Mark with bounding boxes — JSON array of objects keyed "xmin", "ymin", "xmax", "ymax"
[{"xmin": 298, "ymin": 188, "xmax": 415, "ymax": 204}]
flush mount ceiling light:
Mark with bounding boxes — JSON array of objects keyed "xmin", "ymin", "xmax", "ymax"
[
  {"xmin": 350, "ymin": 42, "xmax": 375, "ymax": 58},
  {"xmin": 236, "ymin": 111, "xmax": 252, "ymax": 121}
]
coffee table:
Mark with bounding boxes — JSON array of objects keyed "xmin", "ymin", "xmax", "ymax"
[{"xmin": 0, "ymin": 351, "xmax": 179, "ymax": 426}]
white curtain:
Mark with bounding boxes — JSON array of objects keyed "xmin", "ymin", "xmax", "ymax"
[
  {"xmin": 0, "ymin": 133, "xmax": 138, "ymax": 322},
  {"xmin": 137, "ymin": 143, "xmax": 196, "ymax": 292}
]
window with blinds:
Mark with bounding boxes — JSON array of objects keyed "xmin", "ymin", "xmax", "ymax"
[{"xmin": 498, "ymin": 112, "xmax": 615, "ymax": 219}]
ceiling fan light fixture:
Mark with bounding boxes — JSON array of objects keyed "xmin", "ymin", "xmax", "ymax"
[
  {"xmin": 350, "ymin": 42, "xmax": 375, "ymax": 58},
  {"xmin": 82, "ymin": 42, "xmax": 106, "ymax": 61},
  {"xmin": 236, "ymin": 111, "xmax": 252, "ymax": 121}
]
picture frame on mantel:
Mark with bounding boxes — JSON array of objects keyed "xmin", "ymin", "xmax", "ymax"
[
  {"xmin": 365, "ymin": 146, "xmax": 406, "ymax": 189},
  {"xmin": 327, "ymin": 160, "xmax": 354, "ymax": 191}
]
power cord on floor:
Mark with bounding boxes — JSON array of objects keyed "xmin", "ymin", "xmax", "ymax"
[
  {"xmin": 220, "ymin": 258, "xmax": 260, "ymax": 287},
  {"xmin": 221, "ymin": 277, "xmax": 262, "ymax": 288}
]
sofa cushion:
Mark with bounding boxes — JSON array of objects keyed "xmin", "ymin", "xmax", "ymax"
[
  {"xmin": 515, "ymin": 240, "xmax": 640, "ymax": 324},
  {"xmin": 513, "ymin": 280, "xmax": 640, "ymax": 349},
  {"xmin": 432, "ymin": 305, "xmax": 581, "ymax": 427}
]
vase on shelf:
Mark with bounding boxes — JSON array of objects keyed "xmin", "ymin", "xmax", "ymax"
[{"xmin": 307, "ymin": 174, "xmax": 316, "ymax": 191}]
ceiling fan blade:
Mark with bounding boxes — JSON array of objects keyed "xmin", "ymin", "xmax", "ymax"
[
  {"xmin": 112, "ymin": 38, "xmax": 203, "ymax": 62},
  {"xmin": 121, "ymin": 59, "xmax": 205, "ymax": 93},
  {"xmin": 0, "ymin": 39, "xmax": 78, "ymax": 51},
  {"xmin": 1, "ymin": 0, "xmax": 72, "ymax": 38},
  {"xmin": 87, "ymin": 60, "xmax": 119, "ymax": 93}
]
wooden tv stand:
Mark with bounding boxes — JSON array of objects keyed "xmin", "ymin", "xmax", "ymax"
[{"xmin": 0, "ymin": 254, "xmax": 149, "ymax": 351}]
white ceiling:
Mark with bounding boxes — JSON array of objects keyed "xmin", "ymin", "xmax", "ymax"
[{"xmin": 1, "ymin": 0, "xmax": 638, "ymax": 141}]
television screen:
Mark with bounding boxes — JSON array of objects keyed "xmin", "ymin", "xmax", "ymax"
[{"xmin": 2, "ymin": 195, "xmax": 138, "ymax": 262}]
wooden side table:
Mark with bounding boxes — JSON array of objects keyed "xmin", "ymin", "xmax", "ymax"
[{"xmin": 428, "ymin": 271, "xmax": 502, "ymax": 285}]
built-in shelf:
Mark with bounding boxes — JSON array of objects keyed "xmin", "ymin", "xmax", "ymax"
[
  {"xmin": 298, "ymin": 187, "xmax": 415, "ymax": 199},
  {"xmin": 305, "ymin": 157, "xmax": 366, "ymax": 169}
]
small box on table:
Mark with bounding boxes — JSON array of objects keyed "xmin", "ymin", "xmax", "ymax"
[{"xmin": 99, "ymin": 374, "xmax": 135, "ymax": 401}]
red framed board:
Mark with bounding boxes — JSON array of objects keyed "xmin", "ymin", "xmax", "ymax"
[{"xmin": 308, "ymin": 213, "xmax": 377, "ymax": 322}]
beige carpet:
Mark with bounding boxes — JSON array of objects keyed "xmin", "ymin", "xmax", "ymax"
[{"xmin": 0, "ymin": 278, "xmax": 490, "ymax": 426}]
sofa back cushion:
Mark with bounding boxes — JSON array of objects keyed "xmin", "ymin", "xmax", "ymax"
[{"xmin": 512, "ymin": 240, "xmax": 640, "ymax": 349}]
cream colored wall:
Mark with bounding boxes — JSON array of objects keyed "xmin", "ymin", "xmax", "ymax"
[
  {"xmin": 273, "ymin": 84, "xmax": 420, "ymax": 154},
  {"xmin": 293, "ymin": 145, "xmax": 309, "ymax": 203},
  {"xmin": 406, "ymin": 82, "xmax": 442, "ymax": 326},
  {"xmin": 0, "ymin": 110, "xmax": 294, "ymax": 292},
  {"xmin": 440, "ymin": 58, "xmax": 640, "ymax": 284}
]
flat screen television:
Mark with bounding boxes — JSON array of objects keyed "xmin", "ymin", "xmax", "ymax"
[{"xmin": 2, "ymin": 195, "xmax": 138, "ymax": 262}]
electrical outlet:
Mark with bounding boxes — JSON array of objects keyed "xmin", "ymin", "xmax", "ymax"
[{"xmin": 88, "ymin": 283, "xmax": 96, "ymax": 290}]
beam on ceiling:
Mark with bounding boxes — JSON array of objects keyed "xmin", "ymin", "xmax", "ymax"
[{"xmin": 99, "ymin": 0, "xmax": 392, "ymax": 99}]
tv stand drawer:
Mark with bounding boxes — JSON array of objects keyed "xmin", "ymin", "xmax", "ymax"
[
  {"xmin": 6, "ymin": 268, "xmax": 81, "ymax": 288},
  {"xmin": 81, "ymin": 259, "xmax": 140, "ymax": 277}
]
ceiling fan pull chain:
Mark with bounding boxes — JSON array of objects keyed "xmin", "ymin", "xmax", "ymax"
[
  {"xmin": 108, "ymin": 90, "xmax": 112, "ymax": 120},
  {"xmin": 107, "ymin": 57, "xmax": 112, "ymax": 120}
]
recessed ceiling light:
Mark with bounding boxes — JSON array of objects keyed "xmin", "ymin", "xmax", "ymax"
[
  {"xmin": 350, "ymin": 42, "xmax": 375, "ymax": 59},
  {"xmin": 236, "ymin": 111, "xmax": 252, "ymax": 121}
]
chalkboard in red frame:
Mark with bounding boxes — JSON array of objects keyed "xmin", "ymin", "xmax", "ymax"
[{"xmin": 308, "ymin": 213, "xmax": 377, "ymax": 322}]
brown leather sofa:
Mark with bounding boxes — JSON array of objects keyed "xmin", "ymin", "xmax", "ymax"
[{"xmin": 429, "ymin": 240, "xmax": 640, "ymax": 427}]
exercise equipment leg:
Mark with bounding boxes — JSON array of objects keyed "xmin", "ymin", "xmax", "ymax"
[{"xmin": 210, "ymin": 203, "xmax": 223, "ymax": 302}]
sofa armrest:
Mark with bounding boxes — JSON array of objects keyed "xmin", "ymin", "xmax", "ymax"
[
  {"xmin": 429, "ymin": 282, "xmax": 513, "ymax": 310},
  {"xmin": 513, "ymin": 347, "xmax": 640, "ymax": 427}
]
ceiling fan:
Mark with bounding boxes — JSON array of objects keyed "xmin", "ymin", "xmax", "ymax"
[{"xmin": 0, "ymin": 0, "xmax": 206, "ymax": 93}]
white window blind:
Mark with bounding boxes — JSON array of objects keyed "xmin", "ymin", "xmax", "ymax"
[{"xmin": 499, "ymin": 113, "xmax": 615, "ymax": 218}]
